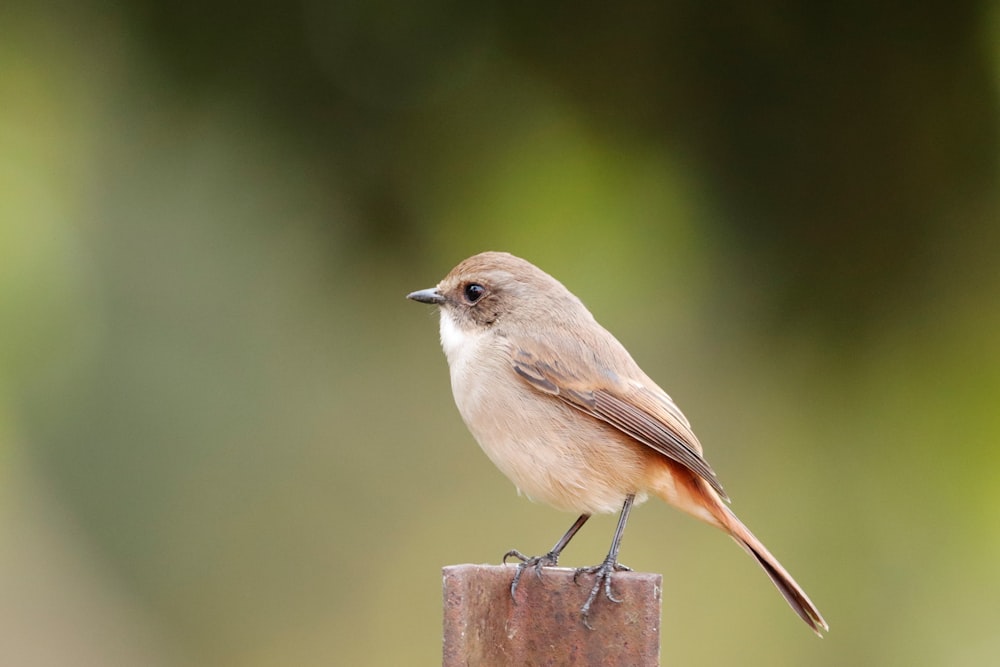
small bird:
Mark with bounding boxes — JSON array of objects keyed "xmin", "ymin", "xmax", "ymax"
[{"xmin": 407, "ymin": 251, "xmax": 828, "ymax": 634}]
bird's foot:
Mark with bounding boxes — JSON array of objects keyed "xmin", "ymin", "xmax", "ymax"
[
  {"xmin": 573, "ymin": 557, "xmax": 632, "ymax": 628},
  {"xmin": 502, "ymin": 549, "xmax": 560, "ymax": 598}
]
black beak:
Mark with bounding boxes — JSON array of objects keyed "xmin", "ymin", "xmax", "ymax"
[{"xmin": 406, "ymin": 287, "xmax": 445, "ymax": 304}]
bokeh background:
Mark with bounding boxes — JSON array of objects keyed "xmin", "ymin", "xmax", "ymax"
[{"xmin": 3, "ymin": 1, "xmax": 999, "ymax": 664}]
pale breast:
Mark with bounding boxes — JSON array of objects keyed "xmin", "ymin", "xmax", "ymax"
[{"xmin": 440, "ymin": 314, "xmax": 649, "ymax": 514}]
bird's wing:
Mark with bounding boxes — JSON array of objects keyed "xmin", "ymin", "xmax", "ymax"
[{"xmin": 512, "ymin": 346, "xmax": 729, "ymax": 502}]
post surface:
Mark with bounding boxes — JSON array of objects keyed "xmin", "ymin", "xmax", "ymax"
[{"xmin": 443, "ymin": 564, "xmax": 661, "ymax": 667}]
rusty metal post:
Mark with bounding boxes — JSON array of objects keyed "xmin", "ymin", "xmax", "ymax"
[{"xmin": 443, "ymin": 564, "xmax": 661, "ymax": 666}]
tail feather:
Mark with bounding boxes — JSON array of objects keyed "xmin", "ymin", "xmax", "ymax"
[
  {"xmin": 649, "ymin": 464, "xmax": 828, "ymax": 634},
  {"xmin": 723, "ymin": 509, "xmax": 829, "ymax": 636}
]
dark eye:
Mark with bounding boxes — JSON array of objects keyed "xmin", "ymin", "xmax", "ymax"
[{"xmin": 463, "ymin": 283, "xmax": 485, "ymax": 303}]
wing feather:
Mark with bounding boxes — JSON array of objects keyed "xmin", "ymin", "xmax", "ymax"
[{"xmin": 513, "ymin": 348, "xmax": 729, "ymax": 501}]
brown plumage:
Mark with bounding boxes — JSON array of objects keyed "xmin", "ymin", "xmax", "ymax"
[{"xmin": 408, "ymin": 251, "xmax": 828, "ymax": 635}]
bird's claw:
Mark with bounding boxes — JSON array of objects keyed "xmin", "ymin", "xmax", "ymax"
[
  {"xmin": 574, "ymin": 558, "xmax": 631, "ymax": 628},
  {"xmin": 503, "ymin": 549, "xmax": 559, "ymax": 598}
]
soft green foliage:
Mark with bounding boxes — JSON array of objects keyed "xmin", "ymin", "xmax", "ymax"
[{"xmin": 1, "ymin": 1, "xmax": 999, "ymax": 665}]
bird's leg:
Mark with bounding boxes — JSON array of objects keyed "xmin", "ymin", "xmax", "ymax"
[
  {"xmin": 503, "ymin": 513, "xmax": 590, "ymax": 598},
  {"xmin": 573, "ymin": 494, "xmax": 635, "ymax": 628}
]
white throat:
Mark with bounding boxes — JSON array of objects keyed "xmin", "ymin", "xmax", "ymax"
[{"xmin": 439, "ymin": 309, "xmax": 478, "ymax": 369}]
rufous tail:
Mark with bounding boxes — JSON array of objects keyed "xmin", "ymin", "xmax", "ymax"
[
  {"xmin": 719, "ymin": 505, "xmax": 829, "ymax": 635},
  {"xmin": 650, "ymin": 464, "xmax": 828, "ymax": 634}
]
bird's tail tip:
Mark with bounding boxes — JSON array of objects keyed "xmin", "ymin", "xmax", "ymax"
[{"xmin": 722, "ymin": 510, "xmax": 829, "ymax": 636}]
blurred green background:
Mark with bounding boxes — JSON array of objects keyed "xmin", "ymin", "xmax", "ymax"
[{"xmin": 2, "ymin": 1, "xmax": 999, "ymax": 664}]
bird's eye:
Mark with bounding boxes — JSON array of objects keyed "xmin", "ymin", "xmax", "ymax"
[{"xmin": 463, "ymin": 283, "xmax": 485, "ymax": 303}]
